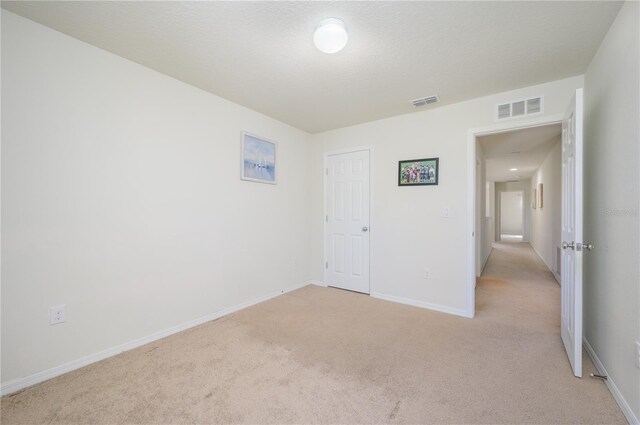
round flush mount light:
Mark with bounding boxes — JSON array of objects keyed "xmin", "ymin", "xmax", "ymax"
[
  {"xmin": 510, "ymin": 168, "xmax": 519, "ymax": 171},
  {"xmin": 314, "ymin": 18, "xmax": 348, "ymax": 54}
]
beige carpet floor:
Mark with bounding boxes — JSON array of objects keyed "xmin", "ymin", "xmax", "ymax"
[{"xmin": 1, "ymin": 242, "xmax": 626, "ymax": 424}]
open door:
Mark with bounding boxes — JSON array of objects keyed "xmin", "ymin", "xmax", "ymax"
[{"xmin": 561, "ymin": 88, "xmax": 584, "ymax": 377}]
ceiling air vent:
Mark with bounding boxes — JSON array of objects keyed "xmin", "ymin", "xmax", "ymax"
[
  {"xmin": 411, "ymin": 95, "xmax": 439, "ymax": 108},
  {"xmin": 497, "ymin": 96, "xmax": 543, "ymax": 120}
]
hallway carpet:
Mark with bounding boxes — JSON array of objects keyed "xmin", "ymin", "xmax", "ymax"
[{"xmin": 1, "ymin": 243, "xmax": 626, "ymax": 424}]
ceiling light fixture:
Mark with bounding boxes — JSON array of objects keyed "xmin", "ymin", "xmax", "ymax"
[
  {"xmin": 510, "ymin": 168, "xmax": 518, "ymax": 171},
  {"xmin": 314, "ymin": 18, "xmax": 348, "ymax": 54}
]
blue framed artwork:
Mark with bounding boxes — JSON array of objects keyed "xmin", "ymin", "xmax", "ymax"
[{"xmin": 241, "ymin": 132, "xmax": 277, "ymax": 184}]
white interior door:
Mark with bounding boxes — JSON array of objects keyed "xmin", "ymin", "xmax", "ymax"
[
  {"xmin": 500, "ymin": 191, "xmax": 524, "ymax": 237},
  {"xmin": 325, "ymin": 150, "xmax": 370, "ymax": 294},
  {"xmin": 561, "ymin": 88, "xmax": 584, "ymax": 378}
]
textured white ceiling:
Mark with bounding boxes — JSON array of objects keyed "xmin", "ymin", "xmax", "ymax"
[
  {"xmin": 479, "ymin": 124, "xmax": 562, "ymax": 182},
  {"xmin": 2, "ymin": 1, "xmax": 622, "ymax": 133}
]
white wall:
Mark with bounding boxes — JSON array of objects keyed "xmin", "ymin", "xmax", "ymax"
[
  {"xmin": 530, "ymin": 139, "xmax": 561, "ymax": 280},
  {"xmin": 1, "ymin": 12, "xmax": 313, "ymax": 385},
  {"xmin": 494, "ymin": 180, "xmax": 532, "ymax": 242},
  {"xmin": 583, "ymin": 1, "xmax": 639, "ymax": 421},
  {"xmin": 310, "ymin": 76, "xmax": 583, "ymax": 315}
]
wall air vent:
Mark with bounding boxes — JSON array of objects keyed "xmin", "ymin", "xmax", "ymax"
[
  {"xmin": 498, "ymin": 103, "xmax": 511, "ymax": 119},
  {"xmin": 527, "ymin": 97, "xmax": 541, "ymax": 114},
  {"xmin": 411, "ymin": 95, "xmax": 440, "ymax": 108},
  {"xmin": 496, "ymin": 96, "xmax": 543, "ymax": 120}
]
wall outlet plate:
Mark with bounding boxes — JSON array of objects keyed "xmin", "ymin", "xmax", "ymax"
[
  {"xmin": 423, "ymin": 268, "xmax": 431, "ymax": 279},
  {"xmin": 50, "ymin": 304, "xmax": 66, "ymax": 325}
]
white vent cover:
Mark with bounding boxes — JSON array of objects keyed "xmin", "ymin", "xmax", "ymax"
[
  {"xmin": 496, "ymin": 96, "xmax": 543, "ymax": 120},
  {"xmin": 411, "ymin": 95, "xmax": 440, "ymax": 108},
  {"xmin": 527, "ymin": 97, "xmax": 541, "ymax": 114}
]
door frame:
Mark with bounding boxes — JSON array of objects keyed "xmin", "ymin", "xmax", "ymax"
[
  {"xmin": 323, "ymin": 146, "xmax": 374, "ymax": 294},
  {"xmin": 466, "ymin": 114, "xmax": 563, "ymax": 318},
  {"xmin": 498, "ymin": 190, "xmax": 525, "ymax": 241}
]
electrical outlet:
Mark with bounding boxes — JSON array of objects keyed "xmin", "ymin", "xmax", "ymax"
[
  {"xmin": 292, "ymin": 258, "xmax": 297, "ymax": 269},
  {"xmin": 635, "ymin": 341, "xmax": 640, "ymax": 369},
  {"xmin": 49, "ymin": 304, "xmax": 66, "ymax": 325},
  {"xmin": 423, "ymin": 268, "xmax": 431, "ymax": 279}
]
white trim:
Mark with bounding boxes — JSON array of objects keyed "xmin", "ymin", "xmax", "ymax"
[
  {"xmin": 0, "ymin": 281, "xmax": 312, "ymax": 396},
  {"xmin": 583, "ymin": 338, "xmax": 639, "ymax": 425},
  {"xmin": 371, "ymin": 292, "xmax": 471, "ymax": 318},
  {"xmin": 467, "ymin": 126, "xmax": 477, "ymax": 317},
  {"xmin": 306, "ymin": 280, "xmax": 327, "ymax": 287},
  {"xmin": 323, "ymin": 146, "xmax": 374, "ymax": 295},
  {"xmin": 323, "ymin": 145, "xmax": 374, "ymax": 157},
  {"xmin": 467, "ymin": 113, "xmax": 564, "ymax": 319}
]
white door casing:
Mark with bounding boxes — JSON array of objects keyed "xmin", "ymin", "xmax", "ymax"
[
  {"xmin": 561, "ymin": 88, "xmax": 584, "ymax": 378},
  {"xmin": 325, "ymin": 149, "xmax": 371, "ymax": 294}
]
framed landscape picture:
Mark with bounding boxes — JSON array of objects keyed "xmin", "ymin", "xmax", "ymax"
[
  {"xmin": 241, "ymin": 132, "xmax": 277, "ymax": 184},
  {"xmin": 398, "ymin": 157, "xmax": 439, "ymax": 186}
]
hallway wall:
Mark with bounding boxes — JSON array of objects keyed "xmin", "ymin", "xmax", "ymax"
[
  {"xmin": 530, "ymin": 139, "xmax": 561, "ymax": 280},
  {"xmin": 480, "ymin": 181, "xmax": 496, "ymax": 272}
]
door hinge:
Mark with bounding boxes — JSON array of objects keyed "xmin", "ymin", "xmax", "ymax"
[
  {"xmin": 326, "ymin": 215, "xmax": 328, "ymax": 222},
  {"xmin": 325, "ymin": 261, "xmax": 328, "ymax": 269}
]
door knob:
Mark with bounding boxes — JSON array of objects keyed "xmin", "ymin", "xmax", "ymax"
[
  {"xmin": 582, "ymin": 243, "xmax": 594, "ymax": 251},
  {"xmin": 362, "ymin": 226, "xmax": 368, "ymax": 232},
  {"xmin": 562, "ymin": 241, "xmax": 575, "ymax": 250}
]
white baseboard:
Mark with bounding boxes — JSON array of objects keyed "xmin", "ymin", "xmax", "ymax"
[
  {"xmin": 480, "ymin": 246, "xmax": 493, "ymax": 276},
  {"xmin": 0, "ymin": 281, "xmax": 312, "ymax": 396},
  {"xmin": 583, "ymin": 337, "xmax": 639, "ymax": 425},
  {"xmin": 371, "ymin": 292, "xmax": 471, "ymax": 318},
  {"xmin": 530, "ymin": 243, "xmax": 561, "ymax": 284}
]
